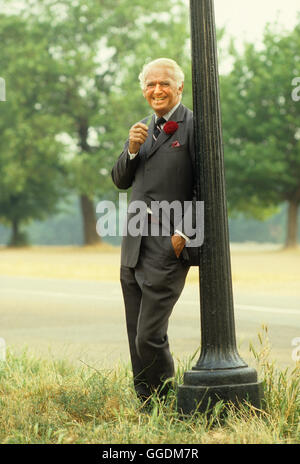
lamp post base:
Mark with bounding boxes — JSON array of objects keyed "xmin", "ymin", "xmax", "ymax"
[{"xmin": 177, "ymin": 367, "xmax": 264, "ymax": 415}]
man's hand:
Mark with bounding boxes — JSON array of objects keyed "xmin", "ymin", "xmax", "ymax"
[
  {"xmin": 171, "ymin": 234, "xmax": 186, "ymax": 258},
  {"xmin": 129, "ymin": 122, "xmax": 148, "ymax": 154}
]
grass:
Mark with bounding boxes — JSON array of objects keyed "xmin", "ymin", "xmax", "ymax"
[{"xmin": 0, "ymin": 327, "xmax": 299, "ymax": 444}]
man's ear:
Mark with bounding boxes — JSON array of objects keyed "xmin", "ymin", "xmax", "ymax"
[{"xmin": 178, "ymin": 82, "xmax": 184, "ymax": 95}]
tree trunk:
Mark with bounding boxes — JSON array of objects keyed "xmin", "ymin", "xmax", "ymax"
[
  {"xmin": 77, "ymin": 119, "xmax": 101, "ymax": 246},
  {"xmin": 80, "ymin": 194, "xmax": 101, "ymax": 245},
  {"xmin": 285, "ymin": 199, "xmax": 299, "ymax": 248},
  {"xmin": 9, "ymin": 218, "xmax": 28, "ymax": 247}
]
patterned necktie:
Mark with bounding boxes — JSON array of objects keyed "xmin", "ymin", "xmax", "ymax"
[{"xmin": 152, "ymin": 117, "xmax": 166, "ymax": 144}]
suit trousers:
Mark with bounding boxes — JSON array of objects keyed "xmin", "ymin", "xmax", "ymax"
[{"xmin": 120, "ymin": 232, "xmax": 190, "ymax": 399}]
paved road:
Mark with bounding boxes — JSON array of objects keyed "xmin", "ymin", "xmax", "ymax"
[{"xmin": 0, "ymin": 275, "xmax": 299, "ymax": 369}]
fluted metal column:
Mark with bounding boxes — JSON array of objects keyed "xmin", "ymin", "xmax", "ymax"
[{"xmin": 177, "ymin": 0, "xmax": 263, "ymax": 414}]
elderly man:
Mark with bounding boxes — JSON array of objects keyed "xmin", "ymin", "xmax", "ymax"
[{"xmin": 112, "ymin": 58, "xmax": 198, "ymax": 403}]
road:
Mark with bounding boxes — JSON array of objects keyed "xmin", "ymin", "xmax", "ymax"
[{"xmin": 0, "ymin": 275, "xmax": 299, "ymax": 369}]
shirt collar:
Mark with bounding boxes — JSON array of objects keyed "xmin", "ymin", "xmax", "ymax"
[{"xmin": 154, "ymin": 101, "xmax": 181, "ymax": 123}]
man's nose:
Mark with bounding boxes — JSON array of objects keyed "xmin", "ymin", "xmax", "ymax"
[{"xmin": 153, "ymin": 83, "xmax": 163, "ymax": 93}]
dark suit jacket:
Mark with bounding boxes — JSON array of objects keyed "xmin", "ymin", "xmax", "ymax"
[{"xmin": 111, "ymin": 103, "xmax": 200, "ymax": 267}]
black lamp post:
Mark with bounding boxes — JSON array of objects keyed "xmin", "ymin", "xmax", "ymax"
[{"xmin": 177, "ymin": 0, "xmax": 263, "ymax": 414}]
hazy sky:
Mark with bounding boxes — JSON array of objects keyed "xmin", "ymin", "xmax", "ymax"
[
  {"xmin": 2, "ymin": 0, "xmax": 300, "ymax": 70},
  {"xmin": 214, "ymin": 0, "xmax": 299, "ymax": 46},
  {"xmin": 3, "ymin": 1, "xmax": 300, "ymax": 45},
  {"xmin": 206, "ymin": 0, "xmax": 300, "ymax": 72}
]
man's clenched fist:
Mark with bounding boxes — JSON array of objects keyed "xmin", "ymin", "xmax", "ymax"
[{"xmin": 129, "ymin": 122, "xmax": 148, "ymax": 154}]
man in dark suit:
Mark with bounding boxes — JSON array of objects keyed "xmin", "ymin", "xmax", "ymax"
[{"xmin": 111, "ymin": 58, "xmax": 198, "ymax": 403}]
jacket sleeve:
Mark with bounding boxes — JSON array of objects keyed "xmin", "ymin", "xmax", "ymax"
[{"xmin": 111, "ymin": 139, "xmax": 140, "ymax": 190}]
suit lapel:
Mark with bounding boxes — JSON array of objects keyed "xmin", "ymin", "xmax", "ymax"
[{"xmin": 147, "ymin": 104, "xmax": 185, "ymax": 160}]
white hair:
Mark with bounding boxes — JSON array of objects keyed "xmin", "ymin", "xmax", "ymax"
[{"xmin": 138, "ymin": 58, "xmax": 185, "ymax": 89}]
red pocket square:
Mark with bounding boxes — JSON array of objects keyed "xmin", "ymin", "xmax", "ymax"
[{"xmin": 171, "ymin": 140, "xmax": 181, "ymax": 148}]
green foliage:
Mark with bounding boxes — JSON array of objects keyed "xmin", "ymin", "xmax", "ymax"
[
  {"xmin": 221, "ymin": 20, "xmax": 300, "ymax": 223},
  {"xmin": 0, "ymin": 14, "xmax": 67, "ymax": 244}
]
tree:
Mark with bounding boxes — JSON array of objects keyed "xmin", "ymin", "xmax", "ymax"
[
  {"xmin": 0, "ymin": 14, "xmax": 65, "ymax": 246},
  {"xmin": 221, "ymin": 20, "xmax": 300, "ymax": 248}
]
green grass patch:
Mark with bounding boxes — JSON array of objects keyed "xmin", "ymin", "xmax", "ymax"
[{"xmin": 0, "ymin": 329, "xmax": 299, "ymax": 444}]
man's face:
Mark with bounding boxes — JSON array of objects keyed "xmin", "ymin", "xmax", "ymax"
[{"xmin": 143, "ymin": 65, "xmax": 183, "ymax": 117}]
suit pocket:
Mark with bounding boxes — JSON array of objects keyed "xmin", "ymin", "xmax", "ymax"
[
  {"xmin": 164, "ymin": 145, "xmax": 186, "ymax": 153},
  {"xmin": 166, "ymin": 236, "xmax": 179, "ymax": 260}
]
